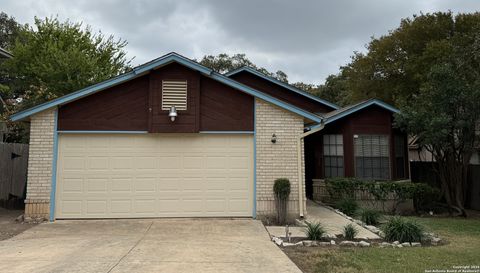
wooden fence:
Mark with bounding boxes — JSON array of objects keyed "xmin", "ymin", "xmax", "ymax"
[{"xmin": 0, "ymin": 143, "xmax": 29, "ymax": 209}]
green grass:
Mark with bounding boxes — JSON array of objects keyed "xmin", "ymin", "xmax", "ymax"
[{"xmin": 284, "ymin": 217, "xmax": 480, "ymax": 273}]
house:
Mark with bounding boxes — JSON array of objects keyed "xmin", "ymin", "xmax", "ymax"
[{"xmin": 10, "ymin": 52, "xmax": 408, "ymax": 221}]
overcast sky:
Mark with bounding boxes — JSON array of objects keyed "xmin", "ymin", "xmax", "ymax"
[{"xmin": 1, "ymin": 0, "xmax": 479, "ymax": 84}]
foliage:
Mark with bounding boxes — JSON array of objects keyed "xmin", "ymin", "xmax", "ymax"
[
  {"xmin": 343, "ymin": 223, "xmax": 358, "ymax": 240},
  {"xmin": 360, "ymin": 209, "xmax": 382, "ymax": 226},
  {"xmin": 304, "ymin": 221, "xmax": 326, "ymax": 241},
  {"xmin": 198, "ymin": 53, "xmax": 288, "ymax": 82},
  {"xmin": 0, "ymin": 12, "xmax": 21, "ymax": 50},
  {"xmin": 382, "ymin": 217, "xmax": 425, "ymax": 243},
  {"xmin": 325, "ymin": 177, "xmax": 440, "ymax": 213},
  {"xmin": 0, "ymin": 15, "xmax": 131, "ymax": 142},
  {"xmin": 273, "ymin": 178, "xmax": 291, "ymax": 200},
  {"xmin": 335, "ymin": 198, "xmax": 359, "ymax": 216}
]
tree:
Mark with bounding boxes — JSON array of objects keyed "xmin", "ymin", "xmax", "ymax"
[
  {"xmin": 1, "ymin": 16, "xmax": 131, "ymax": 142},
  {"xmin": 395, "ymin": 13, "xmax": 480, "ymax": 216},
  {"xmin": 0, "ymin": 12, "xmax": 21, "ymax": 50},
  {"xmin": 198, "ymin": 53, "xmax": 288, "ymax": 82}
]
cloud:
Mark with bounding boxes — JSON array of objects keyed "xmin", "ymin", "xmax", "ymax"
[{"xmin": 1, "ymin": 0, "xmax": 478, "ymax": 84}]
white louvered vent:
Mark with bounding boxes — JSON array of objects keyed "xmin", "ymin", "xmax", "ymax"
[{"xmin": 162, "ymin": 80, "xmax": 187, "ymax": 110}]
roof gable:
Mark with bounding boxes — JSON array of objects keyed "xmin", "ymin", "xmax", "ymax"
[
  {"xmin": 225, "ymin": 66, "xmax": 340, "ymax": 110},
  {"xmin": 10, "ymin": 52, "xmax": 321, "ymax": 123}
]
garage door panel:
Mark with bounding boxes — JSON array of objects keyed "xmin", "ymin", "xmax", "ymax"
[{"xmin": 56, "ymin": 134, "xmax": 253, "ymax": 218}]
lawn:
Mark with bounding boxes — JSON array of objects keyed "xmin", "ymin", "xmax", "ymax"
[{"xmin": 283, "ymin": 217, "xmax": 480, "ymax": 273}]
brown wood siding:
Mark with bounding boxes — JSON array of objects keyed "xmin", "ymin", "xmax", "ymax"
[
  {"xmin": 57, "ymin": 76, "xmax": 149, "ymax": 131},
  {"xmin": 200, "ymin": 76, "xmax": 253, "ymax": 131},
  {"xmin": 57, "ymin": 62, "xmax": 254, "ymax": 132},
  {"xmin": 305, "ymin": 105, "xmax": 409, "ymax": 182},
  {"xmin": 230, "ymin": 71, "xmax": 335, "ymax": 113},
  {"xmin": 148, "ymin": 63, "xmax": 200, "ymax": 133}
]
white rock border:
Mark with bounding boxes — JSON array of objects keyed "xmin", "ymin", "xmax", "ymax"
[{"xmin": 271, "ymin": 236, "xmax": 430, "ymax": 248}]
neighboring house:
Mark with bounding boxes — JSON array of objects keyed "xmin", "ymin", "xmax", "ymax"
[
  {"xmin": 408, "ymin": 136, "xmax": 480, "ymax": 164},
  {"xmin": 0, "ymin": 47, "xmax": 13, "ymax": 141},
  {"xmin": 10, "ymin": 52, "xmax": 408, "ymax": 221}
]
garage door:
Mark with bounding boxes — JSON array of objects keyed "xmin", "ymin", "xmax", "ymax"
[{"xmin": 55, "ymin": 134, "xmax": 253, "ymax": 218}]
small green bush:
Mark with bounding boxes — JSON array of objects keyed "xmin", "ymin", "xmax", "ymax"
[
  {"xmin": 304, "ymin": 221, "xmax": 326, "ymax": 240},
  {"xmin": 382, "ymin": 217, "xmax": 425, "ymax": 243},
  {"xmin": 343, "ymin": 223, "xmax": 358, "ymax": 240},
  {"xmin": 335, "ymin": 198, "xmax": 359, "ymax": 216},
  {"xmin": 273, "ymin": 178, "xmax": 291, "ymax": 199},
  {"xmin": 360, "ymin": 209, "xmax": 382, "ymax": 226}
]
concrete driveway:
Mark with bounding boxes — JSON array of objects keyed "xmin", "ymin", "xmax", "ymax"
[{"xmin": 0, "ymin": 219, "xmax": 301, "ymax": 273}]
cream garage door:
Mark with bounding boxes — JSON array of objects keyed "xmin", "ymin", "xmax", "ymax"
[{"xmin": 55, "ymin": 134, "xmax": 253, "ymax": 218}]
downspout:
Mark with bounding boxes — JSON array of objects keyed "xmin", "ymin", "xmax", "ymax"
[{"xmin": 297, "ymin": 122, "xmax": 325, "ymax": 218}]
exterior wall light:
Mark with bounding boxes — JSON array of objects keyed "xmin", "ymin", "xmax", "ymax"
[
  {"xmin": 271, "ymin": 133, "xmax": 277, "ymax": 143},
  {"xmin": 169, "ymin": 106, "xmax": 177, "ymax": 122}
]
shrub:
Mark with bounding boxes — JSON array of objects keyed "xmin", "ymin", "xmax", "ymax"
[
  {"xmin": 343, "ymin": 223, "xmax": 358, "ymax": 240},
  {"xmin": 335, "ymin": 198, "xmax": 359, "ymax": 216},
  {"xmin": 304, "ymin": 221, "xmax": 326, "ymax": 240},
  {"xmin": 382, "ymin": 217, "xmax": 425, "ymax": 243},
  {"xmin": 360, "ymin": 209, "xmax": 382, "ymax": 226},
  {"xmin": 273, "ymin": 178, "xmax": 291, "ymax": 225}
]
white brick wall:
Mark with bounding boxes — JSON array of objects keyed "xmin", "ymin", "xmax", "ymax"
[
  {"xmin": 255, "ymin": 99, "xmax": 306, "ymax": 217},
  {"xmin": 25, "ymin": 108, "xmax": 55, "ymax": 219}
]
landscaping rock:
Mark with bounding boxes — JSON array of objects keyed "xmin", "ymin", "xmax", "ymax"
[
  {"xmin": 378, "ymin": 231, "xmax": 385, "ymax": 237},
  {"xmin": 330, "ymin": 240, "xmax": 336, "ymax": 245},
  {"xmin": 411, "ymin": 242, "xmax": 421, "ymax": 247},
  {"xmin": 273, "ymin": 237, "xmax": 283, "ymax": 246},
  {"xmin": 323, "ymin": 234, "xmax": 337, "ymax": 239},
  {"xmin": 303, "ymin": 240, "xmax": 315, "ymax": 247},
  {"xmin": 380, "ymin": 242, "xmax": 392, "ymax": 248},
  {"xmin": 346, "ymin": 216, "xmax": 353, "ymax": 221},
  {"xmin": 358, "ymin": 241, "xmax": 370, "ymax": 247},
  {"xmin": 401, "ymin": 242, "xmax": 411, "ymax": 247},
  {"xmin": 395, "ymin": 244, "xmax": 403, "ymax": 248},
  {"xmin": 365, "ymin": 225, "xmax": 380, "ymax": 233},
  {"xmin": 431, "ymin": 237, "xmax": 442, "ymax": 246},
  {"xmin": 282, "ymin": 242, "xmax": 296, "ymax": 247},
  {"xmin": 339, "ymin": 241, "xmax": 357, "ymax": 247},
  {"xmin": 392, "ymin": 241, "xmax": 400, "ymax": 245},
  {"xmin": 15, "ymin": 214, "xmax": 24, "ymax": 222},
  {"xmin": 354, "ymin": 219, "xmax": 364, "ymax": 226},
  {"xmin": 318, "ymin": 242, "xmax": 331, "ymax": 246}
]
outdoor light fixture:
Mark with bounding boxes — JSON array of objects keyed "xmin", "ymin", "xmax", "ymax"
[
  {"xmin": 271, "ymin": 133, "xmax": 277, "ymax": 143},
  {"xmin": 168, "ymin": 106, "xmax": 177, "ymax": 122}
]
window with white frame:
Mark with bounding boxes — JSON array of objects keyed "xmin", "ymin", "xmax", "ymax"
[
  {"xmin": 323, "ymin": 134, "xmax": 344, "ymax": 177},
  {"xmin": 162, "ymin": 80, "xmax": 187, "ymax": 110},
  {"xmin": 354, "ymin": 135, "xmax": 390, "ymax": 180}
]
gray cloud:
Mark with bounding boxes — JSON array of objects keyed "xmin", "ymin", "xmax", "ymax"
[{"xmin": 1, "ymin": 0, "xmax": 478, "ymax": 84}]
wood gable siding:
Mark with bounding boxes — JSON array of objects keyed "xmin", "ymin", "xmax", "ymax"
[
  {"xmin": 229, "ymin": 71, "xmax": 335, "ymax": 114},
  {"xmin": 57, "ymin": 63, "xmax": 253, "ymax": 132},
  {"xmin": 305, "ymin": 105, "xmax": 409, "ymax": 184}
]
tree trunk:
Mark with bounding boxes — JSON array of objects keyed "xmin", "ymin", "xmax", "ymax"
[{"xmin": 436, "ymin": 154, "xmax": 467, "ymax": 217}]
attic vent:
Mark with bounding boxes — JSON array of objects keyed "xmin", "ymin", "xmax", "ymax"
[{"xmin": 162, "ymin": 80, "xmax": 187, "ymax": 110}]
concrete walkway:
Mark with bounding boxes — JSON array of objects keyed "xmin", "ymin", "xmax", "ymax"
[
  {"xmin": 267, "ymin": 200, "xmax": 380, "ymax": 240},
  {"xmin": 0, "ymin": 219, "xmax": 301, "ymax": 273}
]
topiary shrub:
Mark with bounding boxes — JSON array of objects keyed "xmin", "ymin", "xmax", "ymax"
[
  {"xmin": 343, "ymin": 223, "xmax": 358, "ymax": 240},
  {"xmin": 335, "ymin": 198, "xmax": 359, "ymax": 216},
  {"xmin": 382, "ymin": 217, "xmax": 425, "ymax": 243},
  {"xmin": 360, "ymin": 208, "xmax": 382, "ymax": 226},
  {"xmin": 273, "ymin": 178, "xmax": 291, "ymax": 225},
  {"xmin": 304, "ymin": 221, "xmax": 326, "ymax": 240}
]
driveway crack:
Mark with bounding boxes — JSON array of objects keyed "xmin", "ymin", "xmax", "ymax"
[{"xmin": 106, "ymin": 221, "xmax": 153, "ymax": 273}]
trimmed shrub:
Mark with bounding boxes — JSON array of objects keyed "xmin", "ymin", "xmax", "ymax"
[
  {"xmin": 382, "ymin": 217, "xmax": 425, "ymax": 243},
  {"xmin": 335, "ymin": 198, "xmax": 359, "ymax": 216},
  {"xmin": 273, "ymin": 178, "xmax": 291, "ymax": 225},
  {"xmin": 360, "ymin": 209, "xmax": 382, "ymax": 226},
  {"xmin": 343, "ymin": 223, "xmax": 358, "ymax": 240},
  {"xmin": 304, "ymin": 221, "xmax": 326, "ymax": 240}
]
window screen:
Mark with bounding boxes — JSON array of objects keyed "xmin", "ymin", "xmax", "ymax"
[
  {"xmin": 323, "ymin": 134, "xmax": 344, "ymax": 177},
  {"xmin": 162, "ymin": 80, "xmax": 187, "ymax": 110},
  {"xmin": 395, "ymin": 135, "xmax": 406, "ymax": 179},
  {"xmin": 354, "ymin": 135, "xmax": 390, "ymax": 180}
]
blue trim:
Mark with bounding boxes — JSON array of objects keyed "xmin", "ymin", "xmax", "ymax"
[
  {"xmin": 225, "ymin": 66, "xmax": 340, "ymax": 110},
  {"xmin": 57, "ymin": 130, "xmax": 148, "ymax": 134},
  {"xmin": 199, "ymin": 131, "xmax": 254, "ymax": 134},
  {"xmin": 253, "ymin": 101, "xmax": 257, "ymax": 219},
  {"xmin": 10, "ymin": 52, "xmax": 322, "ymax": 124},
  {"xmin": 49, "ymin": 109, "xmax": 59, "ymax": 222}
]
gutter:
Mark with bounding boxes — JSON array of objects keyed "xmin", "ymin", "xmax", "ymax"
[{"xmin": 296, "ymin": 122, "xmax": 325, "ymax": 218}]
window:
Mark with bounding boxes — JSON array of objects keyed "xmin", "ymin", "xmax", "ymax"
[
  {"xmin": 354, "ymin": 135, "xmax": 390, "ymax": 180},
  {"xmin": 162, "ymin": 80, "xmax": 187, "ymax": 110},
  {"xmin": 323, "ymin": 134, "xmax": 344, "ymax": 177},
  {"xmin": 395, "ymin": 135, "xmax": 406, "ymax": 178}
]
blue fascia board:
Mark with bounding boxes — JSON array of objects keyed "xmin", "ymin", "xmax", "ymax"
[
  {"xmin": 11, "ymin": 52, "xmax": 321, "ymax": 124},
  {"xmin": 324, "ymin": 99, "xmax": 400, "ymax": 126},
  {"xmin": 49, "ymin": 109, "xmax": 59, "ymax": 222},
  {"xmin": 58, "ymin": 130, "xmax": 148, "ymax": 134},
  {"xmin": 210, "ymin": 72, "xmax": 322, "ymax": 123},
  {"xmin": 225, "ymin": 66, "xmax": 340, "ymax": 110}
]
